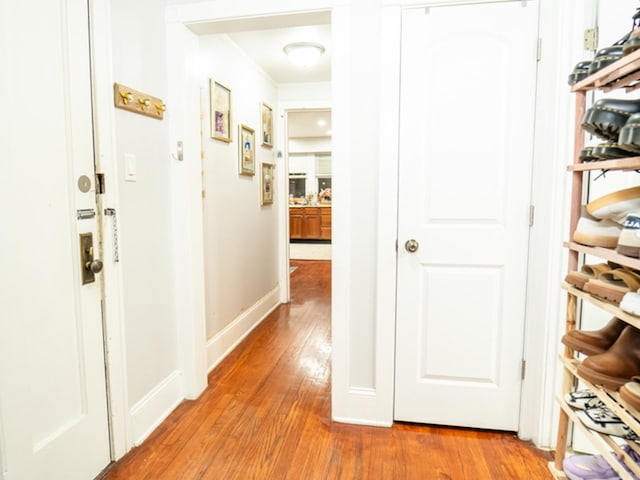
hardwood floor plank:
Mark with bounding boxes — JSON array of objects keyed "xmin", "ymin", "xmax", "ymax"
[{"xmin": 101, "ymin": 260, "xmax": 552, "ymax": 480}]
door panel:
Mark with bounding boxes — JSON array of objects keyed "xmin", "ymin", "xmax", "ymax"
[
  {"xmin": 0, "ymin": 0, "xmax": 111, "ymax": 478},
  {"xmin": 394, "ymin": 2, "xmax": 537, "ymax": 430}
]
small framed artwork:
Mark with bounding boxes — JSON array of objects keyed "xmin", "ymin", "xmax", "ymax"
[
  {"xmin": 210, "ymin": 79, "xmax": 232, "ymax": 142},
  {"xmin": 260, "ymin": 102, "xmax": 273, "ymax": 148},
  {"xmin": 238, "ymin": 124, "xmax": 255, "ymax": 176},
  {"xmin": 261, "ymin": 162, "xmax": 274, "ymax": 205}
]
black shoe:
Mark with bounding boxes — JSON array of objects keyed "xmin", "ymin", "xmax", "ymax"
[
  {"xmin": 588, "ymin": 45, "xmax": 624, "ymax": 75},
  {"xmin": 592, "ymin": 143, "xmax": 633, "ymax": 160},
  {"xmin": 568, "ymin": 60, "xmax": 592, "ymax": 86},
  {"xmin": 582, "ymin": 98, "xmax": 640, "ymax": 142},
  {"xmin": 579, "ymin": 146, "xmax": 597, "ymax": 162},
  {"xmin": 618, "ymin": 113, "xmax": 640, "ymax": 154}
]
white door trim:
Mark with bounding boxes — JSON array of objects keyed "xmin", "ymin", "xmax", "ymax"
[{"xmin": 89, "ymin": 0, "xmax": 132, "ymax": 459}]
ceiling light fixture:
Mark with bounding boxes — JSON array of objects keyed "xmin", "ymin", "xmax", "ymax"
[{"xmin": 283, "ymin": 42, "xmax": 325, "ymax": 68}]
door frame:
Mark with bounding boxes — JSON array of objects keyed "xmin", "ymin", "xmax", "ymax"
[{"xmin": 88, "ymin": 0, "xmax": 131, "ymax": 459}]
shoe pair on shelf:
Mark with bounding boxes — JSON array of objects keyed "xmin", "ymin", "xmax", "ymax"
[
  {"xmin": 563, "ymin": 442, "xmax": 640, "ymax": 480},
  {"xmin": 582, "ymin": 98, "xmax": 640, "ymax": 155},
  {"xmin": 568, "ymin": 7, "xmax": 640, "ymax": 88},
  {"xmin": 562, "ymin": 317, "xmax": 640, "ymax": 391},
  {"xmin": 573, "ymin": 186, "xmax": 640, "ymax": 257},
  {"xmin": 565, "ymin": 261, "xmax": 640, "ymax": 304}
]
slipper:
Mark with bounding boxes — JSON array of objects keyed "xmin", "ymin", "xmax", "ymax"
[
  {"xmin": 620, "ymin": 377, "xmax": 640, "ymax": 412},
  {"xmin": 621, "ymin": 289, "xmax": 640, "ymax": 316},
  {"xmin": 576, "ymin": 405, "xmax": 639, "ymax": 440},
  {"xmin": 584, "ymin": 268, "xmax": 640, "ymax": 304},
  {"xmin": 565, "ymin": 262, "xmax": 616, "ymax": 290}
]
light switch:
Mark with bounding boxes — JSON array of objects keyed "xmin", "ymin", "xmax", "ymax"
[{"xmin": 124, "ymin": 153, "xmax": 137, "ymax": 182}]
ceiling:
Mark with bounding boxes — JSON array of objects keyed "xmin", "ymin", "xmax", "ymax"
[{"xmin": 185, "ymin": 11, "xmax": 332, "ymax": 139}]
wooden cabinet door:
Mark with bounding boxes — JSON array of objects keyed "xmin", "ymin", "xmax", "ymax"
[
  {"xmin": 289, "ymin": 210, "xmax": 303, "ymax": 239},
  {"xmin": 320, "ymin": 208, "xmax": 332, "ymax": 240},
  {"xmin": 304, "ymin": 208, "xmax": 321, "ymax": 239}
]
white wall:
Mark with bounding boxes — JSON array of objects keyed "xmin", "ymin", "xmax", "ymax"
[
  {"xmin": 109, "ymin": 0, "xmax": 182, "ymax": 443},
  {"xmin": 197, "ymin": 34, "xmax": 281, "ymax": 361}
]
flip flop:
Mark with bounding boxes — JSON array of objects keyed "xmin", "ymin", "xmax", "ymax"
[{"xmin": 584, "ymin": 268, "xmax": 640, "ymax": 304}]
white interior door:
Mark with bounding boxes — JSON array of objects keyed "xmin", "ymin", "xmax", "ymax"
[
  {"xmin": 0, "ymin": 0, "xmax": 111, "ymax": 478},
  {"xmin": 394, "ymin": 2, "xmax": 538, "ymax": 430}
]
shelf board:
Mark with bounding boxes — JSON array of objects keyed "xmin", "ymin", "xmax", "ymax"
[
  {"xmin": 567, "ymin": 157, "xmax": 640, "ymax": 172},
  {"xmin": 564, "ymin": 242, "xmax": 640, "ymax": 270},
  {"xmin": 572, "ymin": 48, "xmax": 640, "ymax": 92},
  {"xmin": 561, "ymin": 283, "xmax": 640, "ymax": 330}
]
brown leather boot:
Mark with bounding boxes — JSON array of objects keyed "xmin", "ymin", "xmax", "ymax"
[
  {"xmin": 577, "ymin": 325, "xmax": 640, "ymax": 390},
  {"xmin": 561, "ymin": 317, "xmax": 626, "ymax": 356}
]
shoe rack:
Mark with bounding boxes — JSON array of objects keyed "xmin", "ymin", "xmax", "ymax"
[{"xmin": 550, "ymin": 48, "xmax": 640, "ymax": 480}]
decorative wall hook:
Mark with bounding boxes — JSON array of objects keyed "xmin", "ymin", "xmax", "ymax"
[
  {"xmin": 114, "ymin": 83, "xmax": 165, "ymax": 120},
  {"xmin": 120, "ymin": 91, "xmax": 134, "ymax": 104}
]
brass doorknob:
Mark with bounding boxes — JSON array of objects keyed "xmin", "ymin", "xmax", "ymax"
[
  {"xmin": 85, "ymin": 259, "xmax": 104, "ymax": 274},
  {"xmin": 404, "ymin": 239, "xmax": 419, "ymax": 253}
]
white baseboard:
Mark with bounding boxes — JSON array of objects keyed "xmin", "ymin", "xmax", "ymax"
[
  {"xmin": 129, "ymin": 370, "xmax": 183, "ymax": 446},
  {"xmin": 331, "ymin": 387, "xmax": 393, "ymax": 428},
  {"xmin": 207, "ymin": 286, "xmax": 281, "ymax": 373}
]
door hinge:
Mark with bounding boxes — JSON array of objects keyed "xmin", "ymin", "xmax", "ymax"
[
  {"xmin": 529, "ymin": 205, "xmax": 535, "ymax": 227},
  {"xmin": 536, "ymin": 38, "xmax": 542, "ymax": 62},
  {"xmin": 521, "ymin": 360, "xmax": 526, "ymax": 380},
  {"xmin": 96, "ymin": 173, "xmax": 106, "ymax": 194},
  {"xmin": 584, "ymin": 28, "xmax": 598, "ymax": 52}
]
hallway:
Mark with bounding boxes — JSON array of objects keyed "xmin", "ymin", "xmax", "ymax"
[{"xmin": 101, "ymin": 260, "xmax": 551, "ymax": 479}]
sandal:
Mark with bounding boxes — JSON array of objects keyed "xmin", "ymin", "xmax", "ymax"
[
  {"xmin": 565, "ymin": 262, "xmax": 617, "ymax": 290},
  {"xmin": 584, "ymin": 268, "xmax": 640, "ymax": 304}
]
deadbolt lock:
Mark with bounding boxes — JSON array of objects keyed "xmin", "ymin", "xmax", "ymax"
[{"xmin": 79, "ymin": 232, "xmax": 103, "ymax": 285}]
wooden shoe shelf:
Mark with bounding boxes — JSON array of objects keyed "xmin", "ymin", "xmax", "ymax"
[{"xmin": 551, "ymin": 48, "xmax": 640, "ymax": 480}]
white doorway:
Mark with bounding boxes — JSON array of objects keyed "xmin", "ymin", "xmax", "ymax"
[
  {"xmin": 394, "ymin": 2, "xmax": 538, "ymax": 430},
  {"xmin": 0, "ymin": 0, "xmax": 112, "ymax": 477}
]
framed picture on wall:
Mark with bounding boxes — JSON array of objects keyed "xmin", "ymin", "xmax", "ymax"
[
  {"xmin": 261, "ymin": 162, "xmax": 274, "ymax": 205},
  {"xmin": 260, "ymin": 102, "xmax": 273, "ymax": 148},
  {"xmin": 210, "ymin": 79, "xmax": 232, "ymax": 142},
  {"xmin": 238, "ymin": 124, "xmax": 255, "ymax": 176}
]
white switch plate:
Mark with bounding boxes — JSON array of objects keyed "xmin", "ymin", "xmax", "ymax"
[{"xmin": 124, "ymin": 153, "xmax": 137, "ymax": 182}]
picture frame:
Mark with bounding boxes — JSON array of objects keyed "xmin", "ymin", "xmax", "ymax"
[
  {"xmin": 210, "ymin": 79, "xmax": 232, "ymax": 142},
  {"xmin": 238, "ymin": 124, "xmax": 255, "ymax": 176},
  {"xmin": 260, "ymin": 102, "xmax": 273, "ymax": 148},
  {"xmin": 261, "ymin": 162, "xmax": 274, "ymax": 205}
]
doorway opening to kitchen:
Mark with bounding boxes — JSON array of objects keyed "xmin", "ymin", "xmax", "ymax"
[{"xmin": 287, "ymin": 109, "xmax": 333, "ymax": 264}]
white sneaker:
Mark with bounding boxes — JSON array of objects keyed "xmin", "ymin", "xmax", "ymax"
[
  {"xmin": 621, "ymin": 288, "xmax": 640, "ymax": 316},
  {"xmin": 573, "ymin": 208, "xmax": 622, "ymax": 248}
]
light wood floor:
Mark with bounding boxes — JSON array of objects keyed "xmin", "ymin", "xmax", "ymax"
[{"xmin": 101, "ymin": 260, "xmax": 553, "ymax": 479}]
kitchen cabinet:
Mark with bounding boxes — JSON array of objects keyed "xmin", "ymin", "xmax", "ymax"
[{"xmin": 289, "ymin": 206, "xmax": 331, "ymax": 241}]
